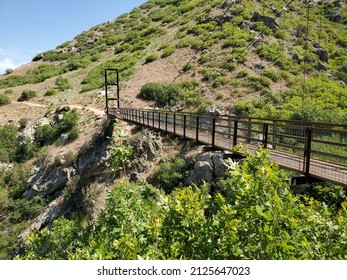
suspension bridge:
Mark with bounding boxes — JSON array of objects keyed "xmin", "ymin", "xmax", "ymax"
[{"xmin": 102, "ymin": 0, "xmax": 347, "ymax": 187}]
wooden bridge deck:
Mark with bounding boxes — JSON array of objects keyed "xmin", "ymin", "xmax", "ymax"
[{"xmin": 109, "ymin": 108, "xmax": 347, "ymax": 187}]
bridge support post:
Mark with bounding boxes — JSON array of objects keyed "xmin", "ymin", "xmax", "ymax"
[
  {"xmin": 158, "ymin": 112, "xmax": 161, "ymax": 130},
  {"xmin": 173, "ymin": 114, "xmax": 176, "ymax": 135},
  {"xmin": 263, "ymin": 123, "xmax": 269, "ymax": 148},
  {"xmin": 212, "ymin": 118, "xmax": 216, "ymax": 148},
  {"xmin": 152, "ymin": 111, "xmax": 155, "ymax": 128},
  {"xmin": 304, "ymin": 126, "xmax": 313, "ymax": 176},
  {"xmin": 196, "ymin": 116, "xmax": 200, "ymax": 142},
  {"xmin": 183, "ymin": 115, "xmax": 187, "ymax": 138},
  {"xmin": 233, "ymin": 120, "xmax": 238, "ymax": 147},
  {"xmin": 165, "ymin": 113, "xmax": 168, "ymax": 133}
]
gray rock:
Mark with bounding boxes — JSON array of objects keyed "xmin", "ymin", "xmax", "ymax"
[
  {"xmin": 194, "ymin": 161, "xmax": 213, "ymax": 184},
  {"xmin": 314, "ymin": 48, "xmax": 329, "ymax": 63},
  {"xmin": 187, "ymin": 169, "xmax": 198, "ymax": 185},
  {"xmin": 212, "ymin": 152, "xmax": 227, "ymax": 178},
  {"xmin": 77, "ymin": 141, "xmax": 110, "ymax": 178},
  {"xmin": 24, "ymin": 165, "xmax": 76, "ymax": 198},
  {"xmin": 196, "ymin": 152, "xmax": 214, "ymax": 167},
  {"xmin": 317, "ymin": 62, "xmax": 327, "ymax": 71}
]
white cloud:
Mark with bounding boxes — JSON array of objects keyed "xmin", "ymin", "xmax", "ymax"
[{"xmin": 0, "ymin": 58, "xmax": 16, "ymax": 74}]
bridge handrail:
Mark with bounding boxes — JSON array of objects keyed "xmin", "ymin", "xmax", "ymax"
[{"xmin": 112, "ymin": 107, "xmax": 347, "ymax": 186}]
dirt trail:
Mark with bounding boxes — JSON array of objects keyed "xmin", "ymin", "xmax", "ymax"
[{"xmin": 13, "ymin": 101, "xmax": 105, "ymax": 116}]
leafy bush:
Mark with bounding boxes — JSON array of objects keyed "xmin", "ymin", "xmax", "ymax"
[
  {"xmin": 176, "ymin": 39, "xmax": 191, "ymax": 48},
  {"xmin": 18, "ymin": 118, "xmax": 28, "ymax": 130},
  {"xmin": 26, "ymin": 64, "xmax": 64, "ymax": 83},
  {"xmin": 0, "ymin": 93, "xmax": 11, "ymax": 106},
  {"xmin": 263, "ymin": 70, "xmax": 281, "ymax": 82},
  {"xmin": 139, "ymin": 82, "xmax": 181, "ymax": 107},
  {"xmin": 0, "ymin": 124, "xmax": 17, "ymax": 162},
  {"xmin": 34, "ymin": 109, "xmax": 79, "ymax": 146},
  {"xmin": 149, "ymin": 156, "xmax": 193, "ymax": 193},
  {"xmin": 4, "ymin": 89, "xmax": 13, "ymax": 94},
  {"xmin": 56, "ymin": 76, "xmax": 72, "ymax": 91},
  {"xmin": 236, "ymin": 70, "xmax": 249, "ymax": 78},
  {"xmin": 15, "ymin": 137, "xmax": 38, "ymax": 163},
  {"xmin": 67, "ymin": 58, "xmax": 91, "ymax": 71},
  {"xmin": 34, "ymin": 124, "xmax": 56, "ymax": 146},
  {"xmin": 45, "ymin": 89, "xmax": 59, "ymax": 96},
  {"xmin": 18, "ymin": 90, "xmax": 37, "ymax": 102},
  {"xmin": 0, "ymin": 164, "xmax": 45, "ymax": 259},
  {"xmin": 212, "ymin": 76, "xmax": 231, "ymax": 88},
  {"xmin": 145, "ymin": 53, "xmax": 159, "ymax": 64},
  {"xmin": 248, "ymin": 76, "xmax": 272, "ymax": 91},
  {"xmin": 19, "ymin": 149, "xmax": 347, "ymax": 260},
  {"xmin": 161, "ymin": 45, "xmax": 176, "ymax": 58}
]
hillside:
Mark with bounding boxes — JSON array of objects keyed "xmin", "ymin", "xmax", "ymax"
[
  {"xmin": 1, "ymin": 0, "xmax": 347, "ymax": 122},
  {"xmin": 1, "ymin": 0, "xmax": 347, "ymax": 260}
]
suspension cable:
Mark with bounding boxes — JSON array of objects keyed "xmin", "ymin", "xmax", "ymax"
[{"xmin": 302, "ymin": 1, "xmax": 311, "ymax": 117}]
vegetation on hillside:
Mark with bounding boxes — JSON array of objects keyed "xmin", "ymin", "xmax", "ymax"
[
  {"xmin": 0, "ymin": 0, "xmax": 345, "ymax": 123},
  {"xmin": 19, "ymin": 149, "xmax": 347, "ymax": 260},
  {"xmin": 0, "ymin": 108, "xmax": 80, "ymax": 259}
]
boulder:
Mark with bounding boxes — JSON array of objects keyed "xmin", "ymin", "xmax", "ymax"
[
  {"xmin": 24, "ymin": 165, "xmax": 76, "ymax": 198},
  {"xmin": 212, "ymin": 152, "xmax": 227, "ymax": 178},
  {"xmin": 317, "ymin": 62, "xmax": 327, "ymax": 71},
  {"xmin": 314, "ymin": 47, "xmax": 329, "ymax": 63},
  {"xmin": 194, "ymin": 161, "xmax": 213, "ymax": 184}
]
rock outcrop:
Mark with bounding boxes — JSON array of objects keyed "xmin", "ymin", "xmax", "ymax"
[
  {"xmin": 23, "ymin": 119, "xmax": 112, "ymax": 198},
  {"xmin": 127, "ymin": 129, "xmax": 163, "ymax": 182},
  {"xmin": 187, "ymin": 151, "xmax": 233, "ymax": 185}
]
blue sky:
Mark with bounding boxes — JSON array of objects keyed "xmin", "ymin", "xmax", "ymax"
[{"xmin": 0, "ymin": 0, "xmax": 147, "ymax": 74}]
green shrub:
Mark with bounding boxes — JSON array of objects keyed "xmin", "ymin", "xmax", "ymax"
[
  {"xmin": 149, "ymin": 156, "xmax": 193, "ymax": 193},
  {"xmin": 176, "ymin": 39, "xmax": 191, "ymax": 48},
  {"xmin": 161, "ymin": 45, "xmax": 176, "ymax": 58},
  {"xmin": 0, "ymin": 93, "xmax": 11, "ymax": 106},
  {"xmin": 263, "ymin": 70, "xmax": 281, "ymax": 82},
  {"xmin": 139, "ymin": 82, "xmax": 181, "ymax": 107},
  {"xmin": 212, "ymin": 76, "xmax": 231, "ymax": 88},
  {"xmin": 55, "ymin": 109, "xmax": 79, "ymax": 136},
  {"xmin": 145, "ymin": 53, "xmax": 159, "ymax": 64},
  {"xmin": 34, "ymin": 109, "xmax": 79, "ymax": 146},
  {"xmin": 26, "ymin": 64, "xmax": 64, "ymax": 83},
  {"xmin": 15, "ymin": 137, "xmax": 38, "ymax": 163},
  {"xmin": 44, "ymin": 89, "xmax": 59, "ymax": 96},
  {"xmin": 236, "ymin": 70, "xmax": 249, "ymax": 78},
  {"xmin": 67, "ymin": 128, "xmax": 80, "ymax": 142},
  {"xmin": 56, "ymin": 76, "xmax": 72, "ymax": 91},
  {"xmin": 4, "ymin": 89, "xmax": 13, "ymax": 94},
  {"xmin": 131, "ymin": 40, "xmax": 150, "ymax": 52},
  {"xmin": 105, "ymin": 35, "xmax": 123, "ymax": 46},
  {"xmin": 34, "ymin": 124, "xmax": 56, "ymax": 146},
  {"xmin": 18, "ymin": 118, "xmax": 28, "ymax": 130},
  {"xmin": 20, "ymin": 149, "xmax": 347, "ymax": 260},
  {"xmin": 216, "ymin": 93, "xmax": 224, "ymax": 100},
  {"xmin": 67, "ymin": 58, "xmax": 91, "ymax": 71},
  {"xmin": 248, "ymin": 76, "xmax": 272, "ymax": 91},
  {"xmin": 18, "ymin": 90, "xmax": 37, "ymax": 101},
  {"xmin": 0, "ymin": 124, "xmax": 17, "ymax": 162}
]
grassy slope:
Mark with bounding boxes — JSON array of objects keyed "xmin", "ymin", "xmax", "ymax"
[{"xmin": 0, "ymin": 0, "xmax": 346, "ymax": 121}]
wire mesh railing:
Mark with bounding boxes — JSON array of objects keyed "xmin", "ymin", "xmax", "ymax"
[{"xmin": 115, "ymin": 108, "xmax": 347, "ymax": 187}]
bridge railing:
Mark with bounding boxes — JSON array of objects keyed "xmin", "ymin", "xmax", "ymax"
[{"xmin": 116, "ymin": 108, "xmax": 347, "ymax": 186}]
